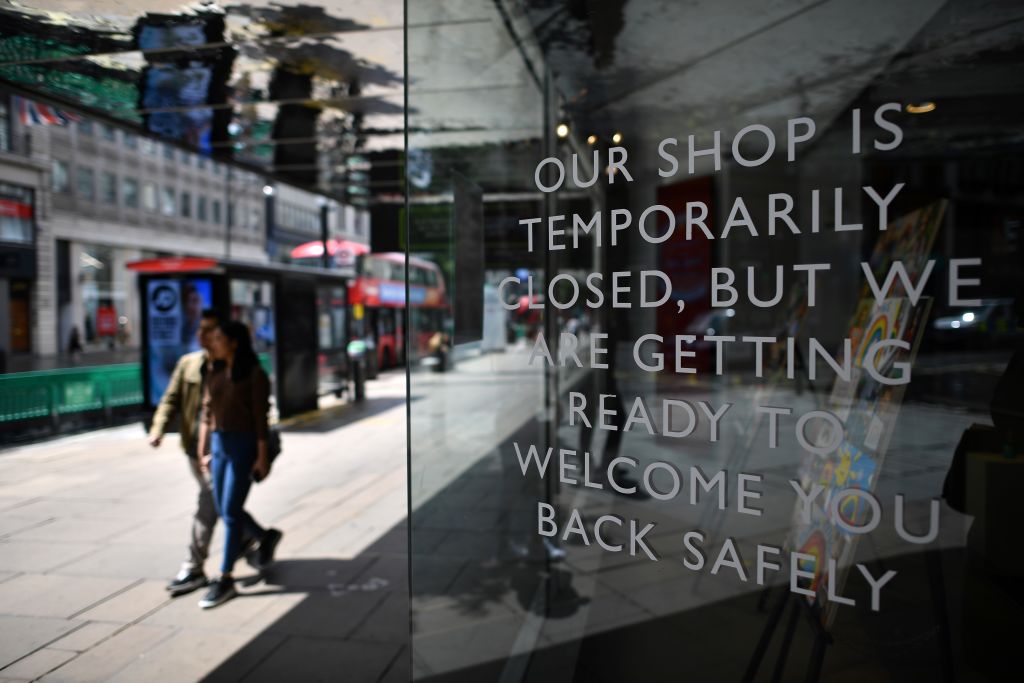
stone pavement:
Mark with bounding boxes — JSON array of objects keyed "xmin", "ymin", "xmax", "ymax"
[{"xmin": 0, "ymin": 369, "xmax": 409, "ymax": 683}]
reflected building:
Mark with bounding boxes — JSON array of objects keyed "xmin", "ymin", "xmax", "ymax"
[{"xmin": 0, "ymin": 2, "xmax": 382, "ymax": 367}]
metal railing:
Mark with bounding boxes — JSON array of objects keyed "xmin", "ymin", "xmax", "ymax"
[
  {"xmin": 0, "ymin": 353, "xmax": 273, "ymax": 425},
  {"xmin": 0, "ymin": 364, "xmax": 144, "ymax": 424}
]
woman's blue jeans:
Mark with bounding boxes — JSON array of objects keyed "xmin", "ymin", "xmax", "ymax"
[{"xmin": 210, "ymin": 431, "xmax": 266, "ymax": 574}]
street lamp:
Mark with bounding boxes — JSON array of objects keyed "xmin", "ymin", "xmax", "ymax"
[
  {"xmin": 264, "ymin": 183, "xmax": 276, "ymax": 260},
  {"xmin": 318, "ymin": 197, "xmax": 330, "ymax": 269}
]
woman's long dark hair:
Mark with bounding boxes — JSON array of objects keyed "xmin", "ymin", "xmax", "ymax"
[{"xmin": 219, "ymin": 320, "xmax": 260, "ymax": 382}]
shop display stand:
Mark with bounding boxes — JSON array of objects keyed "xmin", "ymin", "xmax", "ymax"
[
  {"xmin": 743, "ymin": 586, "xmax": 831, "ymax": 683},
  {"xmin": 691, "ymin": 341, "xmax": 823, "ymax": 597},
  {"xmin": 745, "ymin": 549, "xmax": 955, "ymax": 683}
]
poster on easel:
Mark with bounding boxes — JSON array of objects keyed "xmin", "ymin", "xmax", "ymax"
[{"xmin": 786, "ymin": 200, "xmax": 946, "ymax": 627}]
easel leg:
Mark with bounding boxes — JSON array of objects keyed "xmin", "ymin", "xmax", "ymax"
[
  {"xmin": 743, "ymin": 589, "xmax": 790, "ymax": 682},
  {"xmin": 770, "ymin": 601, "xmax": 801, "ymax": 683},
  {"xmin": 804, "ymin": 626, "xmax": 829, "ymax": 683},
  {"xmin": 926, "ymin": 549, "xmax": 955, "ymax": 683}
]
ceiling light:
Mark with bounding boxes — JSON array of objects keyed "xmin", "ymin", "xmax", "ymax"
[
  {"xmin": 906, "ymin": 102, "xmax": 936, "ymax": 114},
  {"xmin": 587, "ymin": 135, "xmax": 597, "ymax": 145},
  {"xmin": 556, "ymin": 122, "xmax": 570, "ymax": 139},
  {"xmin": 612, "ymin": 132, "xmax": 623, "ymax": 144}
]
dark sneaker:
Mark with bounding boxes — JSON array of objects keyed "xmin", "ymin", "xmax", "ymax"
[
  {"xmin": 256, "ymin": 529, "xmax": 283, "ymax": 569},
  {"xmin": 198, "ymin": 577, "xmax": 236, "ymax": 609},
  {"xmin": 166, "ymin": 569, "xmax": 207, "ymax": 597},
  {"xmin": 241, "ymin": 536, "xmax": 259, "ymax": 569}
]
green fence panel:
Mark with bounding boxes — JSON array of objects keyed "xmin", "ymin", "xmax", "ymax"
[
  {"xmin": 0, "ymin": 364, "xmax": 144, "ymax": 423},
  {"xmin": 2, "ymin": 356, "xmax": 271, "ymax": 424}
]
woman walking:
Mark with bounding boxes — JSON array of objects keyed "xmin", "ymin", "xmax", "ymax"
[{"xmin": 197, "ymin": 320, "xmax": 283, "ymax": 609}]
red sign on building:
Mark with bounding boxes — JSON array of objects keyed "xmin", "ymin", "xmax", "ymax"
[{"xmin": 96, "ymin": 306, "xmax": 118, "ymax": 337}]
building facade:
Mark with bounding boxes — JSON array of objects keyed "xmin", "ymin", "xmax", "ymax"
[{"xmin": 1, "ymin": 92, "xmax": 368, "ymax": 367}]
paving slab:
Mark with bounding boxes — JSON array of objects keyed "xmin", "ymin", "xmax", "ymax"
[
  {"xmin": 348, "ymin": 592, "xmax": 410, "ymax": 644},
  {"xmin": 239, "ymin": 638, "xmax": 401, "ymax": 683},
  {"xmin": 1, "ymin": 499, "xmax": 135, "ymax": 522},
  {"xmin": 0, "ymin": 616, "xmax": 78, "ymax": 669},
  {"xmin": 48, "ymin": 622, "xmax": 124, "ymax": 653},
  {"xmin": 73, "ymin": 580, "xmax": 170, "ymax": 623},
  {"xmin": 0, "ymin": 648, "xmax": 77, "ymax": 681},
  {"xmin": 0, "ymin": 540, "xmax": 98, "ymax": 573},
  {"xmin": 263, "ymin": 590, "xmax": 389, "ymax": 640},
  {"xmin": 37, "ymin": 624, "xmax": 177, "ymax": 683},
  {"xmin": 49, "ymin": 542, "xmax": 185, "ymax": 579},
  {"xmin": 0, "ymin": 574, "xmax": 133, "ymax": 619},
  {"xmin": 141, "ymin": 587, "xmax": 303, "ymax": 636},
  {"xmin": 378, "ymin": 647, "xmax": 411, "ymax": 683},
  {"xmin": 7, "ymin": 518, "xmax": 142, "ymax": 544},
  {"xmin": 104, "ymin": 629, "xmax": 254, "ymax": 683},
  {"xmin": 0, "ymin": 516, "xmax": 53, "ymax": 539}
]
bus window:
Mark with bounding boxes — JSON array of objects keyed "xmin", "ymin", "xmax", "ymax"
[
  {"xmin": 317, "ymin": 286, "xmax": 347, "ymax": 350},
  {"xmin": 318, "ymin": 310, "xmax": 332, "ymax": 349}
]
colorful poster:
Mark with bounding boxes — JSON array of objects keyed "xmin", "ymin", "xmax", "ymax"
[{"xmin": 787, "ymin": 201, "xmax": 945, "ymax": 626}]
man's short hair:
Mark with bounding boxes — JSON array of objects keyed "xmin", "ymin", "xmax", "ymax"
[{"xmin": 200, "ymin": 308, "xmax": 221, "ymax": 322}]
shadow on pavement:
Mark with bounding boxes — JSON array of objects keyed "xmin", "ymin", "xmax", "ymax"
[{"xmin": 200, "ymin": 524, "xmax": 410, "ymax": 683}]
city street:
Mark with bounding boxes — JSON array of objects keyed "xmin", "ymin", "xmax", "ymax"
[{"xmin": 0, "ymin": 369, "xmax": 409, "ymax": 683}]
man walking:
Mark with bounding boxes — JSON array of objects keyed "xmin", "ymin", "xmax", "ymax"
[{"xmin": 148, "ymin": 309, "xmax": 250, "ymax": 596}]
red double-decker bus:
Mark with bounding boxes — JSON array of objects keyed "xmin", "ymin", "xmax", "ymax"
[
  {"xmin": 348, "ymin": 252, "xmax": 447, "ymax": 372},
  {"xmin": 289, "ymin": 243, "xmax": 448, "ymax": 373}
]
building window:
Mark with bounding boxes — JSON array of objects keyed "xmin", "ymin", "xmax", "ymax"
[
  {"xmin": 100, "ymin": 124, "xmax": 117, "ymax": 142},
  {"xmin": 0, "ymin": 97, "xmax": 10, "ymax": 152},
  {"xmin": 76, "ymin": 244, "xmax": 125, "ymax": 346},
  {"xmin": 163, "ymin": 144, "xmax": 174, "ymax": 160},
  {"xmin": 197, "ymin": 195, "xmax": 207, "ymax": 222},
  {"xmin": 100, "ymin": 171, "xmax": 117, "ymax": 204},
  {"xmin": 180, "ymin": 191, "xmax": 191, "ymax": 218},
  {"xmin": 180, "ymin": 150, "xmax": 191, "ymax": 165},
  {"xmin": 212, "ymin": 199, "xmax": 221, "ymax": 224},
  {"xmin": 123, "ymin": 178, "xmax": 138, "ymax": 208},
  {"xmin": 78, "ymin": 119, "xmax": 93, "ymax": 136},
  {"xmin": 75, "ymin": 166, "xmax": 94, "ymax": 200},
  {"xmin": 161, "ymin": 186, "xmax": 175, "ymax": 216},
  {"xmin": 52, "ymin": 160, "xmax": 70, "ymax": 193},
  {"xmin": 123, "ymin": 132, "xmax": 137, "ymax": 149},
  {"xmin": 143, "ymin": 182, "xmax": 157, "ymax": 212},
  {"xmin": 0, "ymin": 183, "xmax": 34, "ymax": 245}
]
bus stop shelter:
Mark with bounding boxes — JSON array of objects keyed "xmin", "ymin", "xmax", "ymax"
[{"xmin": 127, "ymin": 256, "xmax": 357, "ymax": 419}]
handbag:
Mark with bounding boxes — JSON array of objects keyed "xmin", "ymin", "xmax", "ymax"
[
  {"xmin": 268, "ymin": 425, "xmax": 282, "ymax": 460},
  {"xmin": 254, "ymin": 426, "xmax": 282, "ymax": 483}
]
